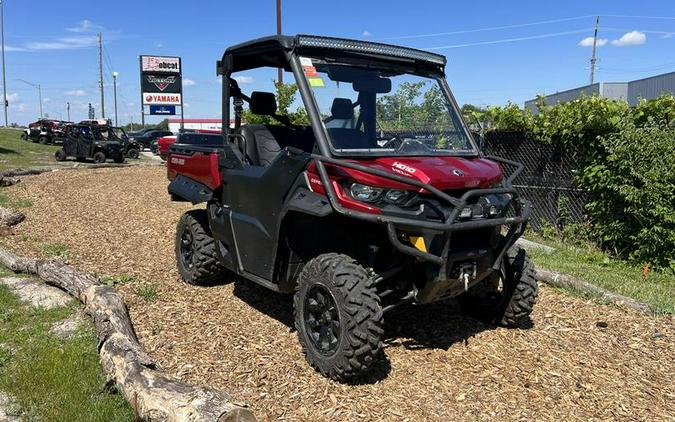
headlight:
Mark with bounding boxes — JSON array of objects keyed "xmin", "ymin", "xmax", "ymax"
[
  {"xmin": 384, "ymin": 189, "xmax": 409, "ymax": 204},
  {"xmin": 349, "ymin": 183, "xmax": 383, "ymax": 202}
]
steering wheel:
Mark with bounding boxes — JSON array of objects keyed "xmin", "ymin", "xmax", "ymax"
[{"xmin": 381, "ymin": 136, "xmax": 402, "ymax": 149}]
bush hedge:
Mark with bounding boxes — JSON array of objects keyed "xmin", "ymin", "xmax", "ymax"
[{"xmin": 478, "ymin": 95, "xmax": 675, "ymax": 271}]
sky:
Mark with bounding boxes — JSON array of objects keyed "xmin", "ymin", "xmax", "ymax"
[{"xmin": 2, "ymin": 0, "xmax": 674, "ymax": 125}]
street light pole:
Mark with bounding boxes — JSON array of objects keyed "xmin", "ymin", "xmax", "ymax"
[
  {"xmin": 66, "ymin": 102, "xmax": 70, "ymax": 121},
  {"xmin": 18, "ymin": 79, "xmax": 42, "ymax": 119},
  {"xmin": 112, "ymin": 71, "xmax": 118, "ymax": 126},
  {"xmin": 1, "ymin": 0, "xmax": 8, "ymax": 126}
]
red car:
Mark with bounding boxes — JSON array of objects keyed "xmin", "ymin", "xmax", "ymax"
[{"xmin": 158, "ymin": 129, "xmax": 220, "ymax": 160}]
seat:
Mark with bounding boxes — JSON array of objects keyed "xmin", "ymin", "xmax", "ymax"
[
  {"xmin": 238, "ymin": 91, "xmax": 294, "ymax": 166},
  {"xmin": 326, "ymin": 98, "xmax": 377, "ymax": 149}
]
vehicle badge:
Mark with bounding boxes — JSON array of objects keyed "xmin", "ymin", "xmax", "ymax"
[{"xmin": 452, "ymin": 169, "xmax": 464, "ymax": 177}]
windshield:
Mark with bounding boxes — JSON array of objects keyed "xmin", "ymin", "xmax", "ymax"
[{"xmin": 300, "ymin": 57, "xmax": 475, "ymax": 156}]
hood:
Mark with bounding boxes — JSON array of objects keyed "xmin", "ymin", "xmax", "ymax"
[{"xmin": 348, "ymin": 156, "xmax": 503, "ymax": 190}]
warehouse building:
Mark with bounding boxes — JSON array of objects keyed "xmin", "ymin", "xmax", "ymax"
[{"xmin": 525, "ymin": 70, "xmax": 675, "ymax": 113}]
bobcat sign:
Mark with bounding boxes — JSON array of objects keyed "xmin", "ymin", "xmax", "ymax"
[{"xmin": 139, "ymin": 55, "xmax": 184, "ymax": 121}]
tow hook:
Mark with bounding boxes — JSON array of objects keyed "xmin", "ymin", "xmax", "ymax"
[{"xmin": 459, "ymin": 262, "xmax": 477, "ymax": 291}]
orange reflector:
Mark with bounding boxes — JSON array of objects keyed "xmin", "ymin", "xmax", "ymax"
[{"xmin": 410, "ymin": 236, "xmax": 427, "ymax": 253}]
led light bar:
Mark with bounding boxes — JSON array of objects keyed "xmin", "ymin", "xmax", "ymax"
[{"xmin": 296, "ymin": 35, "xmax": 447, "ymax": 66}]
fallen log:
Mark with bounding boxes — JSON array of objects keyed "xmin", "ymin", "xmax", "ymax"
[
  {"xmin": 0, "ymin": 162, "xmax": 162, "ymax": 178},
  {"xmin": 0, "ymin": 246, "xmax": 255, "ymax": 422},
  {"xmin": 0, "ymin": 176, "xmax": 20, "ymax": 187},
  {"xmin": 536, "ymin": 268, "xmax": 653, "ymax": 314},
  {"xmin": 0, "ymin": 207, "xmax": 25, "ymax": 227}
]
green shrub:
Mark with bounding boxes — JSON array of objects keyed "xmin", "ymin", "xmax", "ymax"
[
  {"xmin": 633, "ymin": 94, "xmax": 675, "ymax": 128},
  {"xmin": 579, "ymin": 124, "xmax": 675, "ymax": 270}
]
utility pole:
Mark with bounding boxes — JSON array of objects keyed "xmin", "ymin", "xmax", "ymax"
[
  {"xmin": 112, "ymin": 71, "xmax": 118, "ymax": 126},
  {"xmin": 66, "ymin": 101, "xmax": 70, "ymax": 121},
  {"xmin": 589, "ymin": 16, "xmax": 600, "ymax": 85},
  {"xmin": 1, "ymin": 0, "xmax": 8, "ymax": 126},
  {"xmin": 98, "ymin": 32, "xmax": 105, "ymax": 119},
  {"xmin": 276, "ymin": 0, "xmax": 282, "ymax": 84}
]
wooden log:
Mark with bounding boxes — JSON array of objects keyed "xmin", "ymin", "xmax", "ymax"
[
  {"xmin": 0, "ymin": 176, "xmax": 20, "ymax": 187},
  {"xmin": 536, "ymin": 268, "xmax": 653, "ymax": 314},
  {"xmin": 0, "ymin": 162, "xmax": 163, "ymax": 178},
  {"xmin": 0, "ymin": 207, "xmax": 25, "ymax": 227},
  {"xmin": 0, "ymin": 246, "xmax": 256, "ymax": 422}
]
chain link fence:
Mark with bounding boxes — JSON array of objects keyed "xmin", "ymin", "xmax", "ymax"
[{"xmin": 481, "ymin": 131, "xmax": 589, "ymax": 231}]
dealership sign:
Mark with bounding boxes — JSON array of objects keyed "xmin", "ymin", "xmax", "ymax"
[
  {"xmin": 140, "ymin": 55, "xmax": 183, "ymax": 106},
  {"xmin": 143, "ymin": 93, "xmax": 181, "ymax": 105},
  {"xmin": 149, "ymin": 105, "xmax": 176, "ymax": 115},
  {"xmin": 141, "ymin": 56, "xmax": 180, "ymax": 73}
]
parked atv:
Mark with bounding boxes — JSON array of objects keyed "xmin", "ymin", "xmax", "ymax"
[
  {"xmin": 167, "ymin": 35, "xmax": 537, "ymax": 381},
  {"xmin": 55, "ymin": 124, "xmax": 125, "ymax": 163}
]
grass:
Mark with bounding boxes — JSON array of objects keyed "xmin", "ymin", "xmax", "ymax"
[
  {"xmin": 135, "ymin": 284, "xmax": 159, "ymax": 302},
  {"xmin": 527, "ymin": 235, "xmax": 675, "ymax": 314},
  {"xmin": 0, "ymin": 267, "xmax": 133, "ymax": 421},
  {"xmin": 0, "ymin": 128, "xmax": 60, "ymax": 172},
  {"xmin": 0, "ymin": 191, "xmax": 32, "ymax": 209},
  {"xmin": 99, "ymin": 274, "xmax": 137, "ymax": 287},
  {"xmin": 42, "ymin": 242, "xmax": 69, "ymax": 257}
]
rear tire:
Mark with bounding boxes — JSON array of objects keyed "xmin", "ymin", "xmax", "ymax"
[
  {"xmin": 54, "ymin": 149, "xmax": 66, "ymax": 162},
  {"xmin": 458, "ymin": 246, "xmax": 538, "ymax": 327},
  {"xmin": 294, "ymin": 253, "xmax": 384, "ymax": 381},
  {"xmin": 38, "ymin": 135, "xmax": 49, "ymax": 145},
  {"xmin": 93, "ymin": 151, "xmax": 106, "ymax": 163},
  {"xmin": 175, "ymin": 210, "xmax": 228, "ymax": 285}
]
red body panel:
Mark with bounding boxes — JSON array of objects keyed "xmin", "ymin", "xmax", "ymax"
[
  {"xmin": 167, "ymin": 150, "xmax": 221, "ymax": 191},
  {"xmin": 157, "ymin": 135, "xmax": 178, "ymax": 157}
]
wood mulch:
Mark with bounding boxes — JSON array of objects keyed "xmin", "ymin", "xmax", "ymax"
[{"xmin": 1, "ymin": 166, "xmax": 673, "ymax": 421}]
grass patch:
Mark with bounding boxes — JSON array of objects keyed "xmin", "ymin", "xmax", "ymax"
[
  {"xmin": 99, "ymin": 274, "xmax": 137, "ymax": 287},
  {"xmin": 42, "ymin": 243, "xmax": 68, "ymax": 257},
  {"xmin": 0, "ymin": 270, "xmax": 133, "ymax": 421},
  {"xmin": 135, "ymin": 284, "xmax": 159, "ymax": 302},
  {"xmin": 0, "ymin": 191, "xmax": 32, "ymax": 209},
  {"xmin": 0, "ymin": 128, "xmax": 60, "ymax": 172},
  {"xmin": 527, "ymin": 235, "xmax": 675, "ymax": 314}
]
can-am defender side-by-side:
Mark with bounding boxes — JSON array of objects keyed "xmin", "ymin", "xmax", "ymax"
[
  {"xmin": 167, "ymin": 35, "xmax": 537, "ymax": 381},
  {"xmin": 55, "ymin": 124, "xmax": 126, "ymax": 163}
]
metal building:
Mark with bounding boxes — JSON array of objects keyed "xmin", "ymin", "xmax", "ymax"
[{"xmin": 525, "ymin": 70, "xmax": 675, "ymax": 113}]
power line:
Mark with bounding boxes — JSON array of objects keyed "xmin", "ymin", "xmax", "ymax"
[
  {"xmin": 602, "ymin": 14, "xmax": 675, "ymax": 21},
  {"xmin": 378, "ymin": 15, "xmax": 596, "ymax": 41},
  {"xmin": 424, "ymin": 28, "xmax": 593, "ymax": 50}
]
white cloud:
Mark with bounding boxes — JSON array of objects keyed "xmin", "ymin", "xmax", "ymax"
[
  {"xmin": 578, "ymin": 37, "xmax": 608, "ymax": 47},
  {"xmin": 5, "ymin": 93, "xmax": 19, "ymax": 102},
  {"xmin": 26, "ymin": 35, "xmax": 98, "ymax": 51},
  {"xmin": 4, "ymin": 45, "xmax": 26, "ymax": 52},
  {"xmin": 611, "ymin": 30, "xmax": 646, "ymax": 47},
  {"xmin": 65, "ymin": 90, "xmax": 87, "ymax": 97},
  {"xmin": 183, "ymin": 79, "xmax": 196, "ymax": 86},
  {"xmin": 362, "ymin": 30, "xmax": 373, "ymax": 37},
  {"xmin": 43, "ymin": 97, "xmax": 51, "ymax": 103},
  {"xmin": 66, "ymin": 20, "xmax": 102, "ymax": 33},
  {"xmin": 183, "ymin": 103, "xmax": 190, "ymax": 108},
  {"xmin": 156, "ymin": 41, "xmax": 164, "ymax": 48},
  {"xmin": 233, "ymin": 75, "xmax": 253, "ymax": 84},
  {"xmin": 17, "ymin": 103, "xmax": 27, "ymax": 112},
  {"xmin": 662, "ymin": 33, "xmax": 673, "ymax": 39}
]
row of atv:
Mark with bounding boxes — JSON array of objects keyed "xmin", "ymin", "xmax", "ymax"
[{"xmin": 50, "ymin": 122, "xmax": 142, "ymax": 164}]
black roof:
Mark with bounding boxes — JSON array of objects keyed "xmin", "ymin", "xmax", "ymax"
[{"xmin": 220, "ymin": 34, "xmax": 446, "ymax": 74}]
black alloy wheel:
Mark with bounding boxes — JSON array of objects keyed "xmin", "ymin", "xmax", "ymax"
[{"xmin": 304, "ymin": 284, "xmax": 341, "ymax": 356}]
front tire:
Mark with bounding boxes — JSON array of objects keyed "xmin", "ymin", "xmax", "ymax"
[
  {"xmin": 175, "ymin": 210, "xmax": 228, "ymax": 285},
  {"xmin": 93, "ymin": 151, "xmax": 106, "ymax": 163},
  {"xmin": 126, "ymin": 148, "xmax": 139, "ymax": 159},
  {"xmin": 38, "ymin": 135, "xmax": 49, "ymax": 145},
  {"xmin": 294, "ymin": 253, "xmax": 384, "ymax": 381},
  {"xmin": 458, "ymin": 246, "xmax": 538, "ymax": 327},
  {"xmin": 54, "ymin": 149, "xmax": 67, "ymax": 162}
]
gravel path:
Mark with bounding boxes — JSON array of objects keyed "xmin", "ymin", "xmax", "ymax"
[{"xmin": 2, "ymin": 166, "xmax": 674, "ymax": 421}]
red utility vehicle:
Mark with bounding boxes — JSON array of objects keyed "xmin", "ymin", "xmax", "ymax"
[{"xmin": 167, "ymin": 35, "xmax": 537, "ymax": 381}]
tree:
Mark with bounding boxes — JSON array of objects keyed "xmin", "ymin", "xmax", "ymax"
[{"xmin": 242, "ymin": 81, "xmax": 309, "ymax": 126}]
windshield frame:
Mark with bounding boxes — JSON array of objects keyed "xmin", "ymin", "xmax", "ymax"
[{"xmin": 290, "ymin": 52, "xmax": 479, "ymax": 159}]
